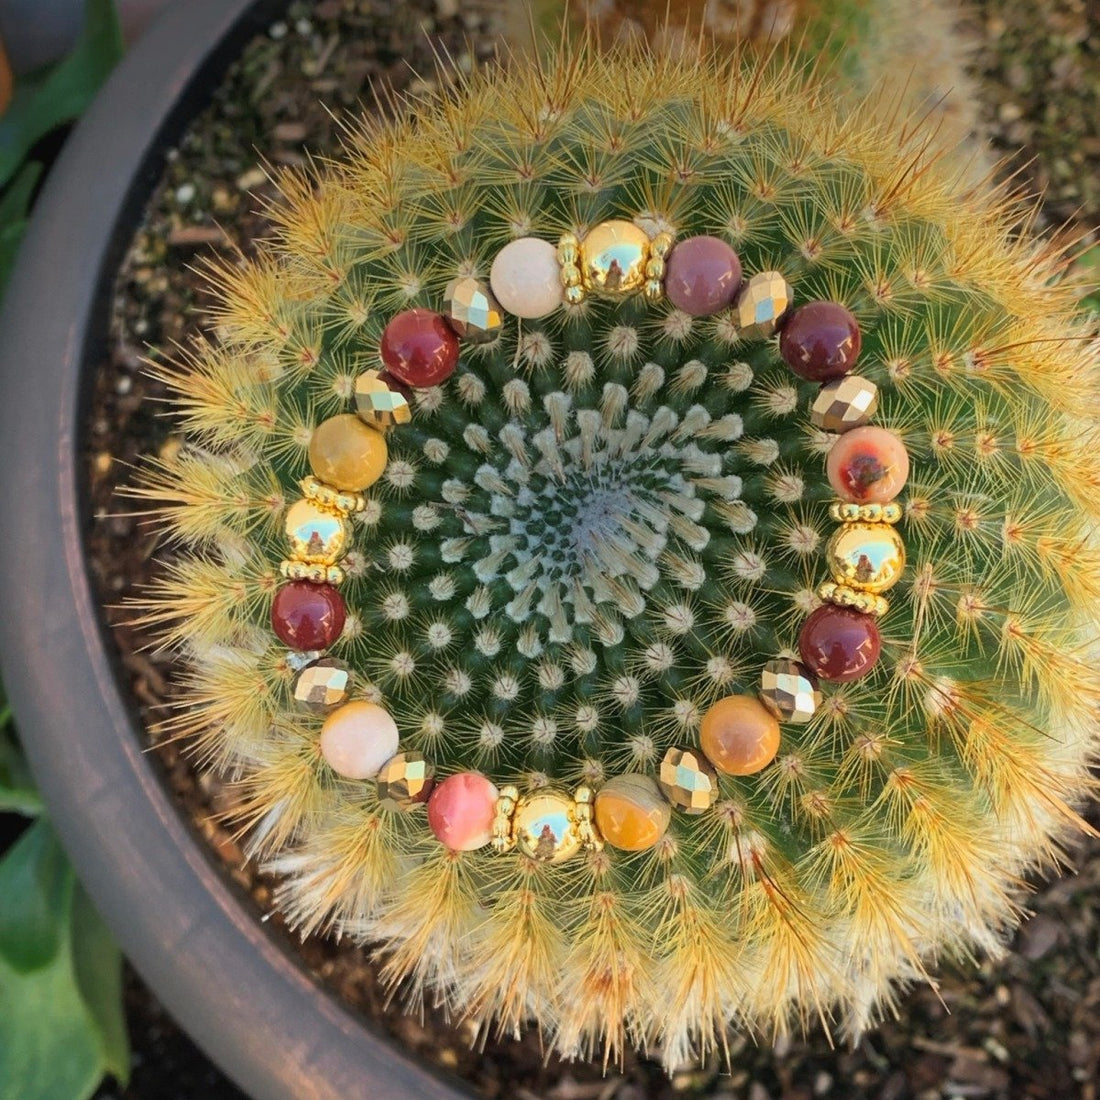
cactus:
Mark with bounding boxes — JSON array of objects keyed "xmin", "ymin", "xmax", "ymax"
[{"xmin": 133, "ymin": 39, "xmax": 1100, "ymax": 1069}]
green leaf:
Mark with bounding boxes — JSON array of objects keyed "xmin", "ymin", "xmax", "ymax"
[
  {"xmin": 0, "ymin": 721, "xmax": 43, "ymax": 818},
  {"xmin": 0, "ymin": 0, "xmax": 123, "ymax": 190},
  {"xmin": 0, "ymin": 821, "xmax": 130, "ymax": 1099}
]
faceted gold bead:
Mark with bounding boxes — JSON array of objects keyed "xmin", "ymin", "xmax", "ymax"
[
  {"xmin": 735, "ymin": 270, "xmax": 794, "ymax": 339},
  {"xmin": 759, "ymin": 658, "xmax": 820, "ymax": 724},
  {"xmin": 826, "ymin": 522, "xmax": 906, "ymax": 594},
  {"xmin": 443, "ymin": 275, "xmax": 504, "ymax": 343},
  {"xmin": 354, "ymin": 368, "xmax": 411, "ymax": 429},
  {"xmin": 291, "ymin": 656, "xmax": 351, "ymax": 712},
  {"xmin": 284, "ymin": 498, "xmax": 349, "ymax": 565},
  {"xmin": 376, "ymin": 751, "xmax": 435, "ymax": 811},
  {"xmin": 658, "ymin": 747, "xmax": 718, "ymax": 815},
  {"xmin": 580, "ymin": 219, "xmax": 651, "ymax": 296},
  {"xmin": 511, "ymin": 789, "xmax": 582, "ymax": 863},
  {"xmin": 811, "ymin": 374, "xmax": 879, "ymax": 433}
]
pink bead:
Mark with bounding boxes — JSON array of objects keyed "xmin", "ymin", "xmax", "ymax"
[
  {"xmin": 664, "ymin": 236, "xmax": 742, "ymax": 316},
  {"xmin": 826, "ymin": 425, "xmax": 910, "ymax": 504},
  {"xmin": 427, "ymin": 772, "xmax": 499, "ymax": 852}
]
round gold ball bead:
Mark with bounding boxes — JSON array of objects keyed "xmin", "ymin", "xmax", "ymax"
[
  {"xmin": 826, "ymin": 522, "xmax": 906, "ymax": 594},
  {"xmin": 511, "ymin": 790, "xmax": 583, "ymax": 863},
  {"xmin": 284, "ymin": 498, "xmax": 349, "ymax": 565},
  {"xmin": 580, "ymin": 220, "xmax": 651, "ymax": 296}
]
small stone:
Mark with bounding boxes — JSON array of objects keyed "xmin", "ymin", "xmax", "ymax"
[
  {"xmin": 319, "ymin": 701, "xmax": 401, "ymax": 780},
  {"xmin": 798, "ymin": 604, "xmax": 881, "ymax": 683},
  {"xmin": 664, "ymin": 235, "xmax": 742, "ymax": 316},
  {"xmin": 699, "ymin": 694, "xmax": 781, "ymax": 776},
  {"xmin": 779, "ymin": 300, "xmax": 861, "ymax": 381},
  {"xmin": 826, "ymin": 425, "xmax": 910, "ymax": 504},
  {"xmin": 443, "ymin": 276, "xmax": 504, "ymax": 342},
  {"xmin": 284, "ymin": 498, "xmax": 348, "ymax": 564},
  {"xmin": 594, "ymin": 774, "xmax": 671, "ymax": 851},
  {"xmin": 490, "ymin": 237, "xmax": 563, "ymax": 319},
  {"xmin": 308, "ymin": 414, "xmax": 388, "ymax": 492},
  {"xmin": 380, "ymin": 308, "xmax": 460, "ymax": 388},
  {"xmin": 427, "ymin": 772, "xmax": 499, "ymax": 851},
  {"xmin": 292, "ymin": 656, "xmax": 350, "ymax": 711},
  {"xmin": 735, "ymin": 270, "xmax": 794, "ymax": 339},
  {"xmin": 271, "ymin": 581, "xmax": 346, "ymax": 651},
  {"xmin": 355, "ymin": 368, "xmax": 412, "ymax": 429},
  {"xmin": 759, "ymin": 659, "xmax": 820, "ymax": 724},
  {"xmin": 579, "ymin": 219, "xmax": 651, "ymax": 296},
  {"xmin": 658, "ymin": 747, "xmax": 719, "ymax": 814},
  {"xmin": 376, "ymin": 751, "xmax": 435, "ymax": 810},
  {"xmin": 811, "ymin": 374, "xmax": 878, "ymax": 432}
]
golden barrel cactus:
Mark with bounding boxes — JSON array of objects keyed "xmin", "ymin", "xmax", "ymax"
[{"xmin": 135, "ymin": 40, "xmax": 1100, "ymax": 1068}]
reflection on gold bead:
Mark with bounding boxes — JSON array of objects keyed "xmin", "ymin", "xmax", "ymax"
[
  {"xmin": 284, "ymin": 498, "xmax": 348, "ymax": 565},
  {"xmin": 826, "ymin": 522, "xmax": 906, "ymax": 594},
  {"xmin": 580, "ymin": 219, "xmax": 651, "ymax": 296},
  {"xmin": 511, "ymin": 790, "xmax": 582, "ymax": 863}
]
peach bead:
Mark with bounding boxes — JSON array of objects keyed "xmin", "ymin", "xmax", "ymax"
[
  {"xmin": 826, "ymin": 425, "xmax": 909, "ymax": 504},
  {"xmin": 319, "ymin": 701, "xmax": 400, "ymax": 780},
  {"xmin": 490, "ymin": 238, "xmax": 563, "ymax": 319},
  {"xmin": 427, "ymin": 772, "xmax": 499, "ymax": 852},
  {"xmin": 699, "ymin": 694, "xmax": 781, "ymax": 776},
  {"xmin": 594, "ymin": 774, "xmax": 671, "ymax": 852},
  {"xmin": 308, "ymin": 413, "xmax": 388, "ymax": 492}
]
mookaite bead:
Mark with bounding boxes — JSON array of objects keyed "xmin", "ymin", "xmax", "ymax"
[
  {"xmin": 380, "ymin": 308, "xmax": 460, "ymax": 388},
  {"xmin": 490, "ymin": 237, "xmax": 563, "ymax": 319},
  {"xmin": 780, "ymin": 300, "xmax": 861, "ymax": 381},
  {"xmin": 427, "ymin": 771, "xmax": 499, "ymax": 851},
  {"xmin": 799, "ymin": 604, "xmax": 881, "ymax": 683},
  {"xmin": 699, "ymin": 694, "xmax": 781, "ymax": 776},
  {"xmin": 826, "ymin": 425, "xmax": 910, "ymax": 504},
  {"xmin": 308, "ymin": 414, "xmax": 388, "ymax": 492},
  {"xmin": 319, "ymin": 700, "xmax": 401, "ymax": 780},
  {"xmin": 271, "ymin": 581, "xmax": 346, "ymax": 650},
  {"xmin": 593, "ymin": 774, "xmax": 670, "ymax": 852},
  {"xmin": 664, "ymin": 235, "xmax": 742, "ymax": 316}
]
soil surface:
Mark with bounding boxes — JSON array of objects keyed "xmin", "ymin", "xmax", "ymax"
[{"xmin": 85, "ymin": 0, "xmax": 1100, "ymax": 1097}]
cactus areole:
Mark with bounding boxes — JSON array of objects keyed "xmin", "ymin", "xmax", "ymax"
[{"xmin": 140, "ymin": 40, "xmax": 1100, "ymax": 1068}]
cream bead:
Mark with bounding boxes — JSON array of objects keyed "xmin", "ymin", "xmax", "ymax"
[
  {"xmin": 490, "ymin": 237, "xmax": 563, "ymax": 319},
  {"xmin": 319, "ymin": 701, "xmax": 400, "ymax": 780}
]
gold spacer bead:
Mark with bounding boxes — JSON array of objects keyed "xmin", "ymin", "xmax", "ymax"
[
  {"xmin": 571, "ymin": 785, "xmax": 604, "ymax": 852},
  {"xmin": 300, "ymin": 476, "xmax": 365, "ymax": 515},
  {"xmin": 564, "ymin": 284, "xmax": 586, "ymax": 305},
  {"xmin": 650, "ymin": 231, "xmax": 674, "ymax": 259},
  {"xmin": 557, "ymin": 232, "xmax": 580, "ymax": 264},
  {"xmin": 644, "ymin": 279, "xmax": 664, "ymax": 303},
  {"xmin": 491, "ymin": 784, "xmax": 519, "ymax": 853},
  {"xmin": 644, "ymin": 258, "xmax": 665, "ymax": 280},
  {"xmin": 280, "ymin": 560, "xmax": 347, "ymax": 585},
  {"xmin": 881, "ymin": 502, "xmax": 903, "ymax": 524},
  {"xmin": 829, "ymin": 500, "xmax": 904, "ymax": 525},
  {"xmin": 559, "ymin": 262, "xmax": 582, "ymax": 288},
  {"xmin": 818, "ymin": 581, "xmax": 889, "ymax": 618}
]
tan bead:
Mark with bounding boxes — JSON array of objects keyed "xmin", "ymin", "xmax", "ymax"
[
  {"xmin": 580, "ymin": 219, "xmax": 651, "ymax": 296},
  {"xmin": 511, "ymin": 790, "xmax": 582, "ymax": 863},
  {"xmin": 319, "ymin": 700, "xmax": 400, "ymax": 780},
  {"xmin": 759, "ymin": 658, "xmax": 820, "ymax": 724},
  {"xmin": 354, "ymin": 369, "xmax": 411, "ymax": 429},
  {"xmin": 308, "ymin": 414, "xmax": 388, "ymax": 492},
  {"xmin": 826, "ymin": 522, "xmax": 906, "ymax": 594},
  {"xmin": 284, "ymin": 498, "xmax": 349, "ymax": 565},
  {"xmin": 443, "ymin": 276, "xmax": 504, "ymax": 343},
  {"xmin": 658, "ymin": 747, "xmax": 719, "ymax": 815},
  {"xmin": 376, "ymin": 751, "xmax": 435, "ymax": 811},
  {"xmin": 594, "ymin": 774, "xmax": 670, "ymax": 851},
  {"xmin": 292, "ymin": 656, "xmax": 351, "ymax": 712},
  {"xmin": 735, "ymin": 270, "xmax": 794, "ymax": 338},
  {"xmin": 811, "ymin": 374, "xmax": 879, "ymax": 432},
  {"xmin": 699, "ymin": 694, "xmax": 781, "ymax": 776}
]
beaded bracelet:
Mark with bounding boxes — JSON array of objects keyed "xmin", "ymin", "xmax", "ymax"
[{"xmin": 271, "ymin": 218, "xmax": 909, "ymax": 863}]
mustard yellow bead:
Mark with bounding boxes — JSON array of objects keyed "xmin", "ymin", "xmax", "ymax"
[
  {"xmin": 593, "ymin": 774, "xmax": 670, "ymax": 852},
  {"xmin": 308, "ymin": 414, "xmax": 388, "ymax": 492}
]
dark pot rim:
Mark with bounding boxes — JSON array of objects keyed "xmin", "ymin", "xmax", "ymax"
[{"xmin": 0, "ymin": 2, "xmax": 468, "ymax": 1097}]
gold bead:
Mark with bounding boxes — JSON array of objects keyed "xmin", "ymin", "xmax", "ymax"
[
  {"xmin": 650, "ymin": 230, "xmax": 674, "ymax": 259},
  {"xmin": 826, "ymin": 522, "xmax": 906, "ymax": 594},
  {"xmin": 658, "ymin": 747, "xmax": 718, "ymax": 815},
  {"xmin": 376, "ymin": 751, "xmax": 435, "ymax": 811},
  {"xmin": 559, "ymin": 263, "xmax": 583, "ymax": 287},
  {"xmin": 300, "ymin": 476, "xmax": 365, "ymax": 515},
  {"xmin": 443, "ymin": 275, "xmax": 504, "ymax": 343},
  {"xmin": 280, "ymin": 560, "xmax": 346, "ymax": 585},
  {"xmin": 818, "ymin": 581, "xmax": 889, "ymax": 617},
  {"xmin": 810, "ymin": 374, "xmax": 879, "ymax": 433},
  {"xmin": 492, "ymin": 784, "xmax": 519, "ymax": 853},
  {"xmin": 881, "ymin": 502, "xmax": 903, "ymax": 524},
  {"xmin": 760, "ymin": 658, "xmax": 820, "ymax": 724},
  {"xmin": 284, "ymin": 498, "xmax": 349, "ymax": 565},
  {"xmin": 580, "ymin": 219, "xmax": 651, "ymax": 296},
  {"xmin": 511, "ymin": 789, "xmax": 582, "ymax": 863},
  {"xmin": 292, "ymin": 656, "xmax": 351, "ymax": 712},
  {"xmin": 735, "ymin": 270, "xmax": 794, "ymax": 339},
  {"xmin": 564, "ymin": 284, "xmax": 586, "ymax": 306},
  {"xmin": 354, "ymin": 368, "xmax": 412, "ymax": 429}
]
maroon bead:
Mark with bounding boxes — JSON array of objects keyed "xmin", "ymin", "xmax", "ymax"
[
  {"xmin": 380, "ymin": 308, "xmax": 460, "ymax": 388},
  {"xmin": 798, "ymin": 604, "xmax": 881, "ymax": 683},
  {"xmin": 664, "ymin": 236, "xmax": 743, "ymax": 316},
  {"xmin": 779, "ymin": 300, "xmax": 861, "ymax": 381},
  {"xmin": 272, "ymin": 581, "xmax": 346, "ymax": 651}
]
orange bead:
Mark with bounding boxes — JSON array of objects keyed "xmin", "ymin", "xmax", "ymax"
[
  {"xmin": 308, "ymin": 413, "xmax": 388, "ymax": 492},
  {"xmin": 594, "ymin": 774, "xmax": 670, "ymax": 852},
  {"xmin": 699, "ymin": 694, "xmax": 781, "ymax": 776}
]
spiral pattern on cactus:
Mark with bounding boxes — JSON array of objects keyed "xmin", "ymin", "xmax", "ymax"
[{"xmin": 134, "ymin": 42, "xmax": 1100, "ymax": 1066}]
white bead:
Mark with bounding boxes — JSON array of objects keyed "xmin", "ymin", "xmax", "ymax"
[
  {"xmin": 490, "ymin": 237, "xmax": 563, "ymax": 319},
  {"xmin": 319, "ymin": 701, "xmax": 400, "ymax": 780}
]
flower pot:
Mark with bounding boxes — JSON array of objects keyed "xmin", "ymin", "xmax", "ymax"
[{"xmin": 0, "ymin": 1, "xmax": 469, "ymax": 1096}]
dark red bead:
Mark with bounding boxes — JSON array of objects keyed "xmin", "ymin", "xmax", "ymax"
[
  {"xmin": 664, "ymin": 236, "xmax": 742, "ymax": 316},
  {"xmin": 798, "ymin": 604, "xmax": 881, "ymax": 683},
  {"xmin": 272, "ymin": 581, "xmax": 346, "ymax": 651},
  {"xmin": 380, "ymin": 308, "xmax": 460, "ymax": 388},
  {"xmin": 779, "ymin": 300, "xmax": 861, "ymax": 381}
]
